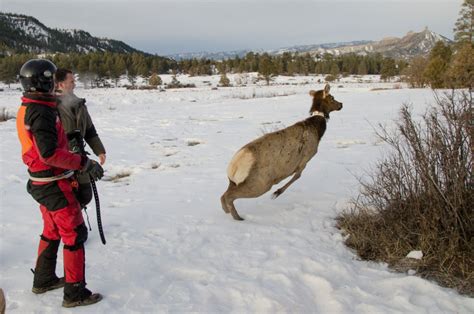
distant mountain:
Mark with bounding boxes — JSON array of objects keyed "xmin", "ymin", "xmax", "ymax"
[
  {"xmin": 267, "ymin": 40, "xmax": 374, "ymax": 55},
  {"xmin": 305, "ymin": 28, "xmax": 452, "ymax": 59},
  {"xmin": 168, "ymin": 49, "xmax": 259, "ymax": 61},
  {"xmin": 168, "ymin": 29, "xmax": 452, "ymax": 61},
  {"xmin": 168, "ymin": 40, "xmax": 372, "ymax": 61},
  {"xmin": 0, "ymin": 12, "xmax": 143, "ymax": 55}
]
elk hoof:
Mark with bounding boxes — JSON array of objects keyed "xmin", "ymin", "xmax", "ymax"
[
  {"xmin": 232, "ymin": 215, "xmax": 244, "ymax": 221},
  {"xmin": 230, "ymin": 210, "xmax": 244, "ymax": 221},
  {"xmin": 272, "ymin": 190, "xmax": 282, "ymax": 199}
]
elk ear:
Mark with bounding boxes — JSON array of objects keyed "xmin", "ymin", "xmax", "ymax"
[
  {"xmin": 323, "ymin": 84, "xmax": 330, "ymax": 97},
  {"xmin": 309, "ymin": 90, "xmax": 316, "ymax": 97}
]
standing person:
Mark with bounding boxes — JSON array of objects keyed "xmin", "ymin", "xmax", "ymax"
[
  {"xmin": 55, "ymin": 69, "xmax": 106, "ymax": 208},
  {"xmin": 16, "ymin": 59, "xmax": 104, "ymax": 308}
]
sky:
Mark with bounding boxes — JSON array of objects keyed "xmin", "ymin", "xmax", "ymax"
[{"xmin": 1, "ymin": 0, "xmax": 462, "ymax": 55}]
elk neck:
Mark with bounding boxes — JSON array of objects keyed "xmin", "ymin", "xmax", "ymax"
[{"xmin": 306, "ymin": 111, "xmax": 327, "ymax": 139}]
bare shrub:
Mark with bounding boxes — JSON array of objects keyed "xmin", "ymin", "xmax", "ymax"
[
  {"xmin": 230, "ymin": 90, "xmax": 296, "ymax": 100},
  {"xmin": 219, "ymin": 73, "xmax": 231, "ymax": 87},
  {"xmin": 0, "ymin": 108, "xmax": 12, "ymax": 122},
  {"xmin": 337, "ymin": 91, "xmax": 473, "ymax": 296},
  {"xmin": 325, "ymin": 74, "xmax": 337, "ymax": 82}
]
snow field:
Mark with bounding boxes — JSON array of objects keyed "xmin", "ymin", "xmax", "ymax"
[{"xmin": 0, "ymin": 75, "xmax": 473, "ymax": 313}]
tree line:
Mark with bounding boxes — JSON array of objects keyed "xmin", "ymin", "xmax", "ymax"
[
  {"xmin": 0, "ymin": 50, "xmax": 407, "ymax": 87},
  {"xmin": 0, "ymin": 52, "xmax": 177, "ymax": 87},
  {"xmin": 0, "ymin": 44, "xmax": 469, "ymax": 89}
]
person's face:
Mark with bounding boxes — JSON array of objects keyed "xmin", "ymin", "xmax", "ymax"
[{"xmin": 58, "ymin": 73, "xmax": 75, "ymax": 93}]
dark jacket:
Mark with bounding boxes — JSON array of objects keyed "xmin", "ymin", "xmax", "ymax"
[{"xmin": 56, "ymin": 91, "xmax": 106, "ymax": 157}]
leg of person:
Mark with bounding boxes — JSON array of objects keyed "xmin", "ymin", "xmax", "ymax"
[
  {"xmin": 52, "ymin": 180, "xmax": 102, "ymax": 308},
  {"xmin": 31, "ymin": 205, "xmax": 64, "ymax": 294}
]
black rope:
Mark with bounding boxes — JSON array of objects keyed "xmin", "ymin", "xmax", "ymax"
[
  {"xmin": 90, "ymin": 177, "xmax": 106, "ymax": 245},
  {"xmin": 83, "ymin": 206, "xmax": 92, "ymax": 231}
]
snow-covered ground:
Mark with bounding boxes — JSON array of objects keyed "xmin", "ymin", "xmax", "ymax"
[{"xmin": 1, "ymin": 74, "xmax": 473, "ymax": 313}]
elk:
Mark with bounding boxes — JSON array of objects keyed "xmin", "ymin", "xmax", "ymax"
[{"xmin": 221, "ymin": 84, "xmax": 342, "ymax": 220}]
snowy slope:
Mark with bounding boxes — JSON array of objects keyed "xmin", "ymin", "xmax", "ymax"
[
  {"xmin": 0, "ymin": 75, "xmax": 473, "ymax": 313},
  {"xmin": 0, "ymin": 12, "xmax": 142, "ymax": 54}
]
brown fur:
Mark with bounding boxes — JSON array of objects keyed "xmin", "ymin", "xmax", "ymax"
[{"xmin": 221, "ymin": 84, "xmax": 343, "ymax": 220}]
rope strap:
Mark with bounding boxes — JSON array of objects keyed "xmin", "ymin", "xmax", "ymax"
[{"xmin": 29, "ymin": 170, "xmax": 75, "ymax": 182}]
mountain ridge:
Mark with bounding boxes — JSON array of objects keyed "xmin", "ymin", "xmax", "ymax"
[
  {"xmin": 0, "ymin": 12, "xmax": 143, "ymax": 55},
  {"xmin": 169, "ymin": 29, "xmax": 452, "ymax": 60}
]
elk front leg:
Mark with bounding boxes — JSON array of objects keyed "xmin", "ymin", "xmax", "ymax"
[{"xmin": 272, "ymin": 171, "xmax": 302, "ymax": 199}]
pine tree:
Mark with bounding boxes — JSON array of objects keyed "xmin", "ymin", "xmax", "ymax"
[
  {"xmin": 380, "ymin": 58, "xmax": 397, "ymax": 81},
  {"xmin": 110, "ymin": 55, "xmax": 126, "ymax": 87},
  {"xmin": 424, "ymin": 57, "xmax": 448, "ymax": 88},
  {"xmin": 447, "ymin": 44, "xmax": 474, "ymax": 88},
  {"xmin": 402, "ymin": 56, "xmax": 428, "ymax": 88},
  {"xmin": 424, "ymin": 41, "xmax": 452, "ymax": 88},
  {"xmin": 258, "ymin": 53, "xmax": 275, "ymax": 85},
  {"xmin": 357, "ymin": 61, "xmax": 368, "ymax": 75},
  {"xmin": 0, "ymin": 55, "xmax": 27, "ymax": 87},
  {"xmin": 329, "ymin": 63, "xmax": 340, "ymax": 76},
  {"xmin": 453, "ymin": 0, "xmax": 474, "ymax": 46}
]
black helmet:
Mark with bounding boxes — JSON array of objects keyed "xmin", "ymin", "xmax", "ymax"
[{"xmin": 19, "ymin": 59, "xmax": 57, "ymax": 93}]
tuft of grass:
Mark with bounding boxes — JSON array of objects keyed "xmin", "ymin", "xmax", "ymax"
[
  {"xmin": 0, "ymin": 108, "xmax": 13, "ymax": 122},
  {"xmin": 103, "ymin": 170, "xmax": 133, "ymax": 182},
  {"xmin": 337, "ymin": 91, "xmax": 473, "ymax": 296}
]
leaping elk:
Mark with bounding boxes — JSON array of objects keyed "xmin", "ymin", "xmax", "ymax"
[{"xmin": 221, "ymin": 84, "xmax": 343, "ymax": 220}]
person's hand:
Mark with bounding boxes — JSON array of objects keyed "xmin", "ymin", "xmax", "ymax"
[
  {"xmin": 81, "ymin": 158, "xmax": 104, "ymax": 181},
  {"xmin": 99, "ymin": 153, "xmax": 106, "ymax": 165}
]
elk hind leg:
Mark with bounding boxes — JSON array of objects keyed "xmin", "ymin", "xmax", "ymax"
[
  {"xmin": 228, "ymin": 198, "xmax": 244, "ymax": 221},
  {"xmin": 221, "ymin": 181, "xmax": 244, "ymax": 221},
  {"xmin": 221, "ymin": 180, "xmax": 235, "ymax": 214},
  {"xmin": 221, "ymin": 181, "xmax": 245, "ymax": 221}
]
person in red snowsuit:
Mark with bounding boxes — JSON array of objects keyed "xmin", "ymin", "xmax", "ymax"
[{"xmin": 16, "ymin": 59, "xmax": 104, "ymax": 308}]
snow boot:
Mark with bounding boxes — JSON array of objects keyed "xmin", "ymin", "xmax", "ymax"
[
  {"xmin": 32, "ymin": 236, "xmax": 63, "ymax": 294},
  {"xmin": 32, "ymin": 277, "xmax": 65, "ymax": 294},
  {"xmin": 62, "ymin": 281, "xmax": 102, "ymax": 308}
]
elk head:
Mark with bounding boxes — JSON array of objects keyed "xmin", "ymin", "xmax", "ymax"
[{"xmin": 308, "ymin": 84, "xmax": 343, "ymax": 119}]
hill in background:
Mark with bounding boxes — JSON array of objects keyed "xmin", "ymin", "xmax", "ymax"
[{"xmin": 0, "ymin": 12, "xmax": 144, "ymax": 55}]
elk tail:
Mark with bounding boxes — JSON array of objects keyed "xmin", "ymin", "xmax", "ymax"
[{"xmin": 227, "ymin": 148, "xmax": 255, "ymax": 185}]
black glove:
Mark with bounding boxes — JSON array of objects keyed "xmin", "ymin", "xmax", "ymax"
[{"xmin": 81, "ymin": 159, "xmax": 104, "ymax": 181}]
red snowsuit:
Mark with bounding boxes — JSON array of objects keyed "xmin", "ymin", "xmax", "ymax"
[{"xmin": 16, "ymin": 93, "xmax": 89, "ymax": 291}]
